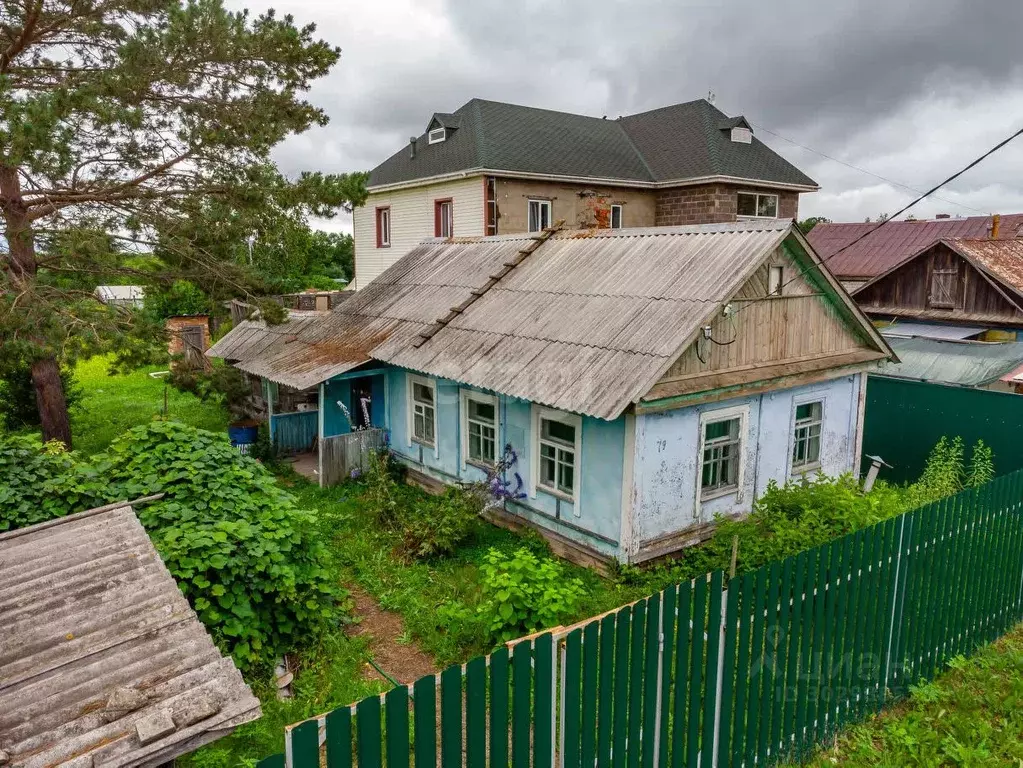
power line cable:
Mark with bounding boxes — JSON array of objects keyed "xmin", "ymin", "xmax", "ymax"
[{"xmin": 731, "ymin": 123, "xmax": 1023, "ymax": 319}]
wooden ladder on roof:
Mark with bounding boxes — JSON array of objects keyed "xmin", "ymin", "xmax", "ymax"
[{"xmin": 412, "ymin": 223, "xmax": 563, "ymax": 348}]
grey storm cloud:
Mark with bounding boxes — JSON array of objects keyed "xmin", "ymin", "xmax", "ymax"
[{"xmin": 249, "ymin": 0, "xmax": 1023, "ymax": 229}]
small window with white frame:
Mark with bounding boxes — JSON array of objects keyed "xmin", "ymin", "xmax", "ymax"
[
  {"xmin": 699, "ymin": 407, "xmax": 747, "ymax": 500},
  {"xmin": 737, "ymin": 192, "xmax": 779, "ymax": 219},
  {"xmin": 428, "ymin": 127, "xmax": 446, "ymax": 144},
  {"xmin": 376, "ymin": 207, "xmax": 391, "ymax": 248},
  {"xmin": 461, "ymin": 390, "xmax": 497, "ymax": 467},
  {"xmin": 610, "ymin": 203, "xmax": 623, "ymax": 229},
  {"xmin": 408, "ymin": 375, "xmax": 437, "ymax": 447},
  {"xmin": 768, "ymin": 264, "xmax": 784, "ymax": 296},
  {"xmin": 791, "ymin": 400, "xmax": 823, "ymax": 472},
  {"xmin": 528, "ymin": 199, "xmax": 552, "ymax": 233},
  {"xmin": 534, "ymin": 409, "xmax": 581, "ymax": 502}
]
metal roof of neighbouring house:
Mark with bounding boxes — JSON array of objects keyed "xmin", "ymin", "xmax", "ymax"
[
  {"xmin": 368, "ymin": 98, "xmax": 818, "ymax": 190},
  {"xmin": 945, "ymin": 237, "xmax": 1023, "ymax": 299},
  {"xmin": 876, "ymin": 336, "xmax": 1023, "ymax": 387},
  {"xmin": 878, "ymin": 320, "xmax": 987, "ymax": 341},
  {"xmin": 210, "ymin": 220, "xmax": 890, "ymax": 419},
  {"xmin": 95, "ymin": 285, "xmax": 145, "ymax": 303},
  {"xmin": 0, "ymin": 502, "xmax": 260, "ymax": 768},
  {"xmin": 807, "ymin": 214, "xmax": 1023, "ymax": 279}
]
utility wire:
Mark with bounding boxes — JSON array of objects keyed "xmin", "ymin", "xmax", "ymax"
[
  {"xmin": 750, "ymin": 122, "xmax": 992, "ymax": 216},
  {"xmin": 733, "ymin": 122, "xmax": 1023, "ymax": 317}
]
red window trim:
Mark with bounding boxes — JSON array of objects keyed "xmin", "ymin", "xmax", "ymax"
[
  {"xmin": 434, "ymin": 198, "xmax": 453, "ymax": 238},
  {"xmin": 375, "ymin": 206, "xmax": 390, "ymax": 248}
]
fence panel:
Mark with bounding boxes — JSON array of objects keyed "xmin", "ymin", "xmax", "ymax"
[
  {"xmin": 271, "ymin": 470, "xmax": 1023, "ymax": 768},
  {"xmin": 320, "ymin": 428, "xmax": 386, "ymax": 486},
  {"xmin": 271, "ymin": 410, "xmax": 319, "ymax": 453}
]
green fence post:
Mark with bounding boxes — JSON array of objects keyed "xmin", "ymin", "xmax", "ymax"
[
  {"xmin": 657, "ymin": 586, "xmax": 678, "ymax": 768},
  {"xmin": 744, "ymin": 567, "xmax": 767, "ymax": 766},
  {"xmin": 512, "ymin": 640, "xmax": 532, "ymax": 768},
  {"xmin": 356, "ymin": 696, "xmax": 382, "ymax": 768},
  {"xmin": 700, "ymin": 571, "xmax": 723, "ymax": 768},
  {"xmin": 730, "ymin": 573, "xmax": 754, "ymax": 763},
  {"xmin": 773, "ymin": 557, "xmax": 795, "ymax": 756},
  {"xmin": 670, "ymin": 581, "xmax": 692, "ymax": 768},
  {"xmin": 686, "ymin": 575, "xmax": 708, "ymax": 768},
  {"xmin": 612, "ymin": 608, "xmax": 631, "ymax": 768},
  {"xmin": 642, "ymin": 595, "xmax": 660, "ymax": 768},
  {"xmin": 413, "ymin": 675, "xmax": 436, "ymax": 768},
  {"xmin": 627, "ymin": 600, "xmax": 647, "ymax": 768},
  {"xmin": 756, "ymin": 562, "xmax": 780, "ymax": 763},
  {"xmin": 598, "ymin": 613, "xmax": 616, "ymax": 768},
  {"xmin": 440, "ymin": 666, "xmax": 462, "ymax": 768},
  {"xmin": 257, "ymin": 754, "xmax": 285, "ymax": 768},
  {"xmin": 534, "ymin": 633, "xmax": 555, "ymax": 768},
  {"xmin": 291, "ymin": 719, "xmax": 319, "ymax": 768},
  {"xmin": 795, "ymin": 547, "xmax": 818, "ymax": 755},
  {"xmin": 582, "ymin": 622, "xmax": 599, "ymax": 768},
  {"xmin": 385, "ymin": 687, "xmax": 410, "ymax": 768},
  {"xmin": 490, "ymin": 648, "xmax": 510, "ymax": 768},
  {"xmin": 565, "ymin": 629, "xmax": 583, "ymax": 768},
  {"xmin": 326, "ymin": 706, "xmax": 353, "ymax": 768},
  {"xmin": 465, "ymin": 657, "xmax": 486, "ymax": 768},
  {"xmin": 717, "ymin": 572, "xmax": 740, "ymax": 766}
]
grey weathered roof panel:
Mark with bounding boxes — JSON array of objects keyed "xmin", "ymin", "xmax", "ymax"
[
  {"xmin": 0, "ymin": 504, "xmax": 260, "ymax": 768},
  {"xmin": 876, "ymin": 336, "xmax": 1023, "ymax": 386}
]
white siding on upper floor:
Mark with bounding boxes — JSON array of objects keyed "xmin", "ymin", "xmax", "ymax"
[{"xmin": 353, "ymin": 176, "xmax": 486, "ymax": 289}]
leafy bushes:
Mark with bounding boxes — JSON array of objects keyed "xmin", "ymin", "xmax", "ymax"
[
  {"xmin": 0, "ymin": 422, "xmax": 341, "ymax": 668},
  {"xmin": 479, "ymin": 547, "xmax": 586, "ymax": 642}
]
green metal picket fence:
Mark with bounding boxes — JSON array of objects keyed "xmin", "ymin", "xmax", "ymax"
[{"xmin": 259, "ymin": 469, "xmax": 1023, "ymax": 768}]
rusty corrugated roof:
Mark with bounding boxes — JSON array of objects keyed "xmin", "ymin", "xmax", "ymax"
[
  {"xmin": 0, "ymin": 503, "xmax": 260, "ymax": 768},
  {"xmin": 808, "ymin": 215, "xmax": 1023, "ymax": 279},
  {"xmin": 946, "ymin": 237, "xmax": 1023, "ymax": 296},
  {"xmin": 210, "ymin": 221, "xmax": 887, "ymax": 418}
]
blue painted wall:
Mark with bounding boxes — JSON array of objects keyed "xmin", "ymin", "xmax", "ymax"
[
  {"xmin": 631, "ymin": 374, "xmax": 862, "ymax": 544},
  {"xmin": 322, "ymin": 371, "xmax": 389, "ymax": 437},
  {"xmin": 385, "ymin": 367, "xmax": 627, "ymax": 559}
]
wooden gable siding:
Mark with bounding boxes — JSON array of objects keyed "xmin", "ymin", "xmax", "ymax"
[
  {"xmin": 644, "ymin": 245, "xmax": 882, "ymax": 403},
  {"xmin": 854, "ymin": 242, "xmax": 1023, "ymax": 326}
]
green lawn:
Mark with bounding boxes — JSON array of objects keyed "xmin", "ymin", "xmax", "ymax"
[
  {"xmin": 71, "ymin": 356, "xmax": 230, "ymax": 455},
  {"xmin": 794, "ymin": 623, "xmax": 1023, "ymax": 766}
]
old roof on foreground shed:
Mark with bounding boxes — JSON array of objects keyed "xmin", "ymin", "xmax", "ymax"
[
  {"xmin": 0, "ymin": 502, "xmax": 260, "ymax": 768},
  {"xmin": 210, "ymin": 220, "xmax": 889, "ymax": 419},
  {"xmin": 876, "ymin": 336, "xmax": 1023, "ymax": 387}
]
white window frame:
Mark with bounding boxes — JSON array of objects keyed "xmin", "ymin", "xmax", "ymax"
[
  {"xmin": 436, "ymin": 199, "xmax": 453, "ymax": 238},
  {"xmin": 528, "ymin": 199, "xmax": 552, "ymax": 233},
  {"xmin": 460, "ymin": 389, "xmax": 498, "ymax": 469},
  {"xmin": 768, "ymin": 264, "xmax": 784, "ymax": 296},
  {"xmin": 736, "ymin": 192, "xmax": 779, "ymax": 220},
  {"xmin": 530, "ymin": 405, "xmax": 582, "ymax": 516},
  {"xmin": 790, "ymin": 397, "xmax": 825, "ymax": 475},
  {"xmin": 377, "ymin": 207, "xmax": 391, "ymax": 248},
  {"xmin": 428, "ymin": 127, "xmax": 446, "ymax": 144},
  {"xmin": 696, "ymin": 404, "xmax": 749, "ymax": 503},
  {"xmin": 610, "ymin": 203, "xmax": 624, "ymax": 229},
  {"xmin": 406, "ymin": 374, "xmax": 438, "ymax": 457}
]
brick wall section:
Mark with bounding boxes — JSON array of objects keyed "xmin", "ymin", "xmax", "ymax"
[
  {"xmin": 654, "ymin": 184, "xmax": 799, "ymax": 226},
  {"xmin": 494, "ymin": 178, "xmax": 657, "ymax": 231}
]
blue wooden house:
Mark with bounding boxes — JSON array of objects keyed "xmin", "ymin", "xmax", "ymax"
[{"xmin": 209, "ymin": 221, "xmax": 893, "ymax": 566}]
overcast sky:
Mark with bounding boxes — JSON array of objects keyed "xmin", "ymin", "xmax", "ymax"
[{"xmin": 240, "ymin": 0, "xmax": 1023, "ymax": 234}]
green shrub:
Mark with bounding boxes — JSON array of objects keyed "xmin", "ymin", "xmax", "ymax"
[
  {"xmin": 0, "ymin": 422, "xmax": 341, "ymax": 669},
  {"xmin": 479, "ymin": 547, "xmax": 586, "ymax": 642},
  {"xmin": 396, "ymin": 487, "xmax": 484, "ymax": 560}
]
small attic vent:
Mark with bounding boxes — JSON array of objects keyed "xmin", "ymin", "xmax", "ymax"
[
  {"xmin": 730, "ymin": 126, "xmax": 752, "ymax": 144},
  {"xmin": 428, "ymin": 127, "xmax": 446, "ymax": 144}
]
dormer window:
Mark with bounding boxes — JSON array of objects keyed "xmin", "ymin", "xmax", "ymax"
[
  {"xmin": 731, "ymin": 126, "xmax": 753, "ymax": 144},
  {"xmin": 428, "ymin": 127, "xmax": 446, "ymax": 144}
]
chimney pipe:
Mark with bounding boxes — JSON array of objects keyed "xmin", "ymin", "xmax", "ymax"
[
  {"xmin": 992, "ymin": 213, "xmax": 1001, "ymax": 239},
  {"xmin": 935, "ymin": 213, "xmax": 950, "ymax": 219},
  {"xmin": 409, "ymin": 137, "xmax": 417, "ymax": 159}
]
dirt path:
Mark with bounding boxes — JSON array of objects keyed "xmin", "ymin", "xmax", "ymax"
[{"xmin": 346, "ymin": 585, "xmax": 439, "ymax": 685}]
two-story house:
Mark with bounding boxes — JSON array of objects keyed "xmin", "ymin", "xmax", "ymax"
[{"xmin": 353, "ymin": 98, "xmax": 818, "ymax": 288}]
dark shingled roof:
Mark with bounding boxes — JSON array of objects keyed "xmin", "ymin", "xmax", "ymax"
[{"xmin": 368, "ymin": 98, "xmax": 817, "ymax": 190}]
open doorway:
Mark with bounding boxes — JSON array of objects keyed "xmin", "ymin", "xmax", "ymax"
[{"xmin": 351, "ymin": 378, "xmax": 373, "ymax": 430}]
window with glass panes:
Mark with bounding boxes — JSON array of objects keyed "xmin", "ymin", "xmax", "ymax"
[
  {"xmin": 736, "ymin": 192, "xmax": 778, "ymax": 218},
  {"xmin": 411, "ymin": 380, "xmax": 435, "ymax": 445},
  {"xmin": 791, "ymin": 401, "xmax": 823, "ymax": 470},
  {"xmin": 528, "ymin": 199, "xmax": 552, "ymax": 232},
  {"xmin": 701, "ymin": 417, "xmax": 741, "ymax": 497},
  {"xmin": 538, "ymin": 417, "xmax": 576, "ymax": 498},
  {"xmin": 466, "ymin": 397, "xmax": 496, "ymax": 465}
]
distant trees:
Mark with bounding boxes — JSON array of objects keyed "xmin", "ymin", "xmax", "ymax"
[{"xmin": 798, "ymin": 216, "xmax": 831, "ymax": 234}]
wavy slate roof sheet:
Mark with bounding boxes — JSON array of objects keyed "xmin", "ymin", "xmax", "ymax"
[
  {"xmin": 877, "ymin": 336, "xmax": 1023, "ymax": 387},
  {"xmin": 212, "ymin": 221, "xmax": 891, "ymax": 419},
  {"xmin": 0, "ymin": 503, "xmax": 260, "ymax": 768},
  {"xmin": 807, "ymin": 215, "xmax": 1023, "ymax": 279}
]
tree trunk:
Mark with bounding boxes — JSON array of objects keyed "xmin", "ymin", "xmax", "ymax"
[
  {"xmin": 1, "ymin": 163, "xmax": 74, "ymax": 448},
  {"xmin": 31, "ymin": 357, "xmax": 72, "ymax": 449}
]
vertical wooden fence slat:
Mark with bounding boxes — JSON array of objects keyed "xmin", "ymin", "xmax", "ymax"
[
  {"xmin": 814, "ymin": 542, "xmax": 839, "ymax": 741},
  {"xmin": 413, "ymin": 676, "xmax": 437, "ymax": 768},
  {"xmin": 756, "ymin": 562, "xmax": 780, "ymax": 764},
  {"xmin": 440, "ymin": 666, "xmax": 462, "ymax": 768},
  {"xmin": 386, "ymin": 687, "xmax": 410, "ymax": 768},
  {"xmin": 858, "ymin": 524, "xmax": 883, "ymax": 719},
  {"xmin": 911, "ymin": 505, "xmax": 936, "ymax": 682},
  {"xmin": 627, "ymin": 601, "xmax": 647, "ymax": 768},
  {"xmin": 931, "ymin": 497, "xmax": 954, "ymax": 675},
  {"xmin": 512, "ymin": 640, "xmax": 532, "ymax": 768},
  {"xmin": 642, "ymin": 595, "xmax": 661, "ymax": 768},
  {"xmin": 598, "ymin": 614, "xmax": 616, "ymax": 768},
  {"xmin": 730, "ymin": 573, "xmax": 754, "ymax": 763},
  {"xmin": 700, "ymin": 571, "xmax": 723, "ymax": 768},
  {"xmin": 582, "ymin": 622, "xmax": 600, "ymax": 768},
  {"xmin": 258, "ymin": 754, "xmax": 285, "ymax": 768},
  {"xmin": 976, "ymin": 482, "xmax": 997, "ymax": 646},
  {"xmin": 291, "ymin": 719, "xmax": 319, "ymax": 768},
  {"xmin": 534, "ymin": 633, "xmax": 554, "ymax": 768},
  {"xmin": 686, "ymin": 575, "xmax": 708, "ymax": 768},
  {"xmin": 782, "ymin": 552, "xmax": 805, "ymax": 757},
  {"xmin": 657, "ymin": 587, "xmax": 678, "ymax": 768},
  {"xmin": 326, "ymin": 706, "xmax": 353, "ymax": 768},
  {"xmin": 744, "ymin": 567, "xmax": 768, "ymax": 766},
  {"xmin": 835, "ymin": 531, "xmax": 861, "ymax": 728},
  {"xmin": 844, "ymin": 532, "xmax": 866, "ymax": 725},
  {"xmin": 490, "ymin": 648, "xmax": 510, "ymax": 768},
  {"xmin": 960, "ymin": 489, "xmax": 981, "ymax": 655},
  {"xmin": 795, "ymin": 546, "xmax": 817, "ymax": 756},
  {"xmin": 465, "ymin": 658, "xmax": 486, "ymax": 768},
  {"xmin": 827, "ymin": 535, "xmax": 852, "ymax": 738},
  {"xmin": 772, "ymin": 558, "xmax": 794, "ymax": 757},
  {"xmin": 357, "ymin": 696, "xmax": 383, "ymax": 768},
  {"xmin": 951, "ymin": 492, "xmax": 972, "ymax": 660},
  {"xmin": 990, "ymin": 482, "xmax": 1011, "ymax": 638},
  {"xmin": 670, "ymin": 582, "xmax": 692, "ymax": 768},
  {"xmin": 612, "ymin": 609, "xmax": 631, "ymax": 768},
  {"xmin": 890, "ymin": 510, "xmax": 916, "ymax": 695},
  {"xmin": 716, "ymin": 574, "xmax": 741, "ymax": 765},
  {"xmin": 564, "ymin": 629, "xmax": 583, "ymax": 768}
]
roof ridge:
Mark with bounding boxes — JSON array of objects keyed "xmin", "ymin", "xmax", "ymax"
[{"xmin": 613, "ymin": 119, "xmax": 657, "ymax": 182}]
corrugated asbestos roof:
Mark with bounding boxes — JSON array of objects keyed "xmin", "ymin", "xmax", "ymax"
[
  {"xmin": 876, "ymin": 336, "xmax": 1023, "ymax": 386},
  {"xmin": 368, "ymin": 98, "xmax": 817, "ymax": 189},
  {"xmin": 0, "ymin": 503, "xmax": 260, "ymax": 768},
  {"xmin": 210, "ymin": 220, "xmax": 889, "ymax": 419},
  {"xmin": 808, "ymin": 215, "xmax": 1023, "ymax": 279}
]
